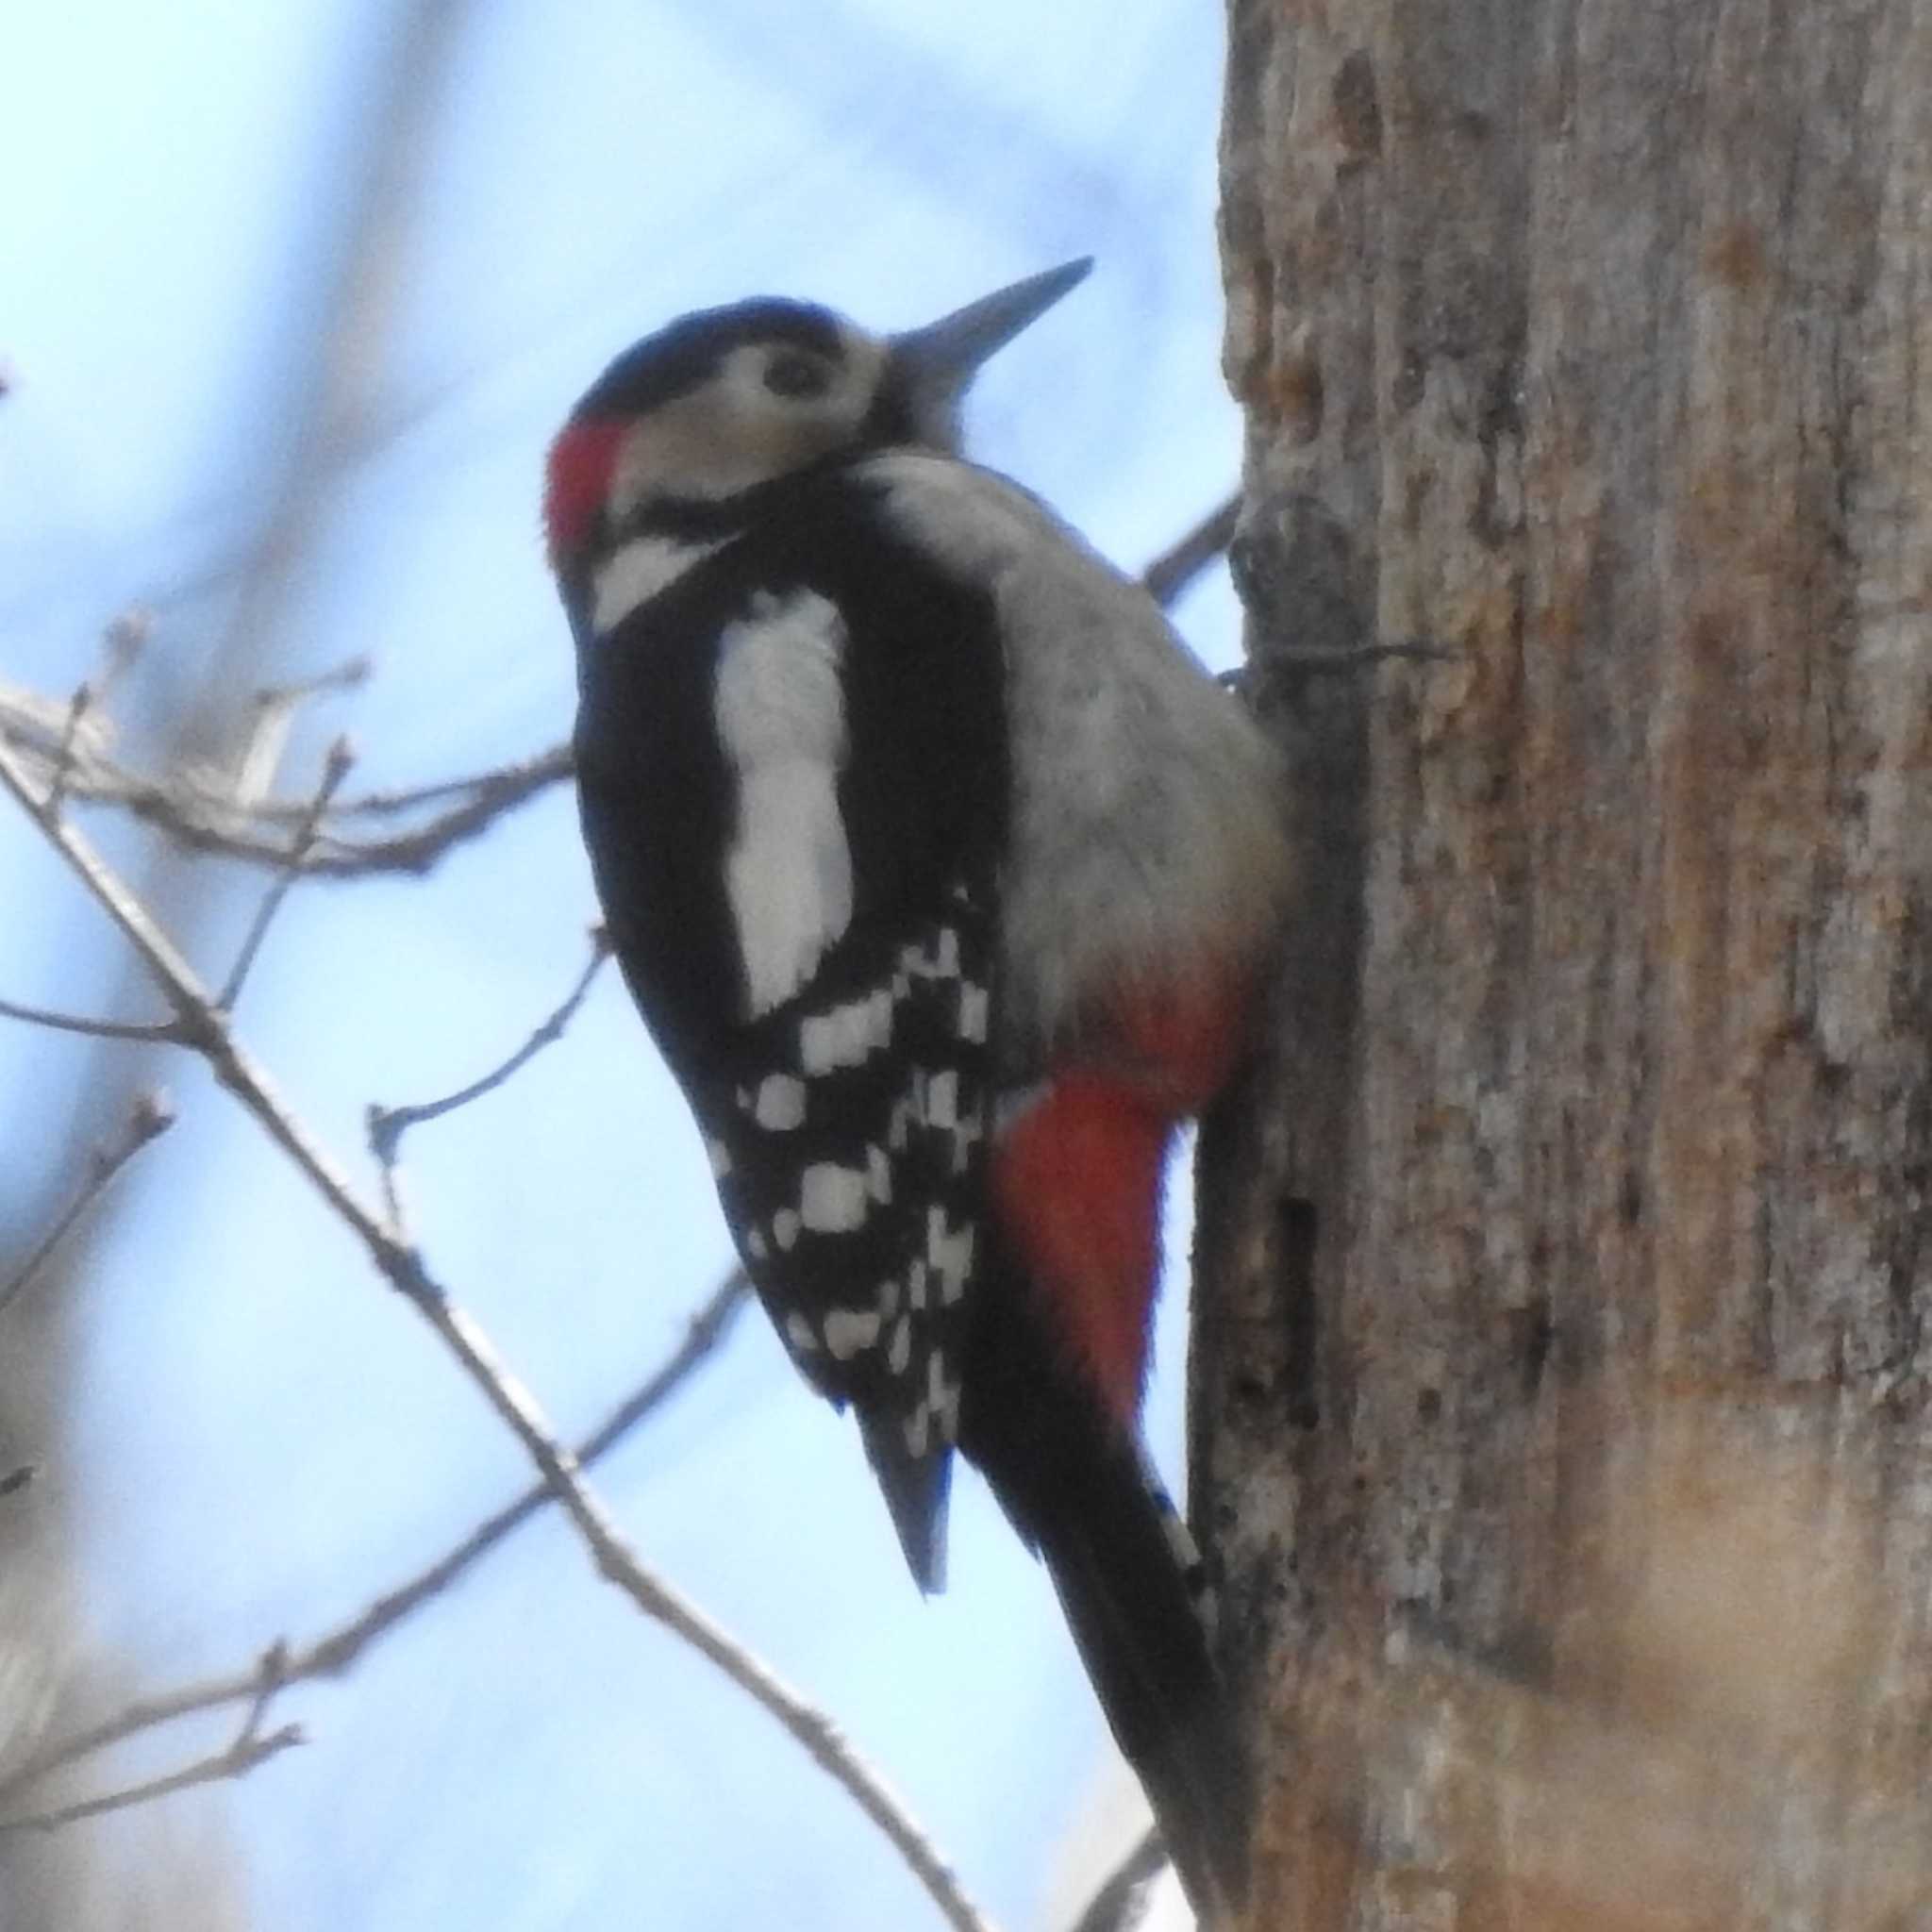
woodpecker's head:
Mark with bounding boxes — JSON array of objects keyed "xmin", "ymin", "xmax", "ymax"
[{"xmin": 543, "ymin": 258, "xmax": 1091, "ymax": 577}]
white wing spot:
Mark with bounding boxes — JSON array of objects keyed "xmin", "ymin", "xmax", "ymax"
[
  {"xmin": 745, "ymin": 1227, "xmax": 767, "ymax": 1261},
  {"xmin": 753, "ymin": 1074, "xmax": 807, "ymax": 1130},
  {"xmin": 887, "ymin": 1316, "xmax": 913, "ymax": 1375},
  {"xmin": 772, "ymin": 1208, "xmax": 800, "ymax": 1252},
  {"xmin": 866, "ymin": 1143, "xmax": 892, "ymax": 1204},
  {"xmin": 958, "ymin": 982, "xmax": 989, "ymax": 1043},
  {"xmin": 875, "ymin": 1276, "xmax": 902, "ymax": 1321},
  {"xmin": 908, "ymin": 1261, "xmax": 928, "ymax": 1311},
  {"xmin": 785, "ymin": 1312, "xmax": 820, "ymax": 1355},
  {"xmin": 824, "ymin": 1307, "xmax": 883, "ymax": 1360},
  {"xmin": 949, "ymin": 1102, "xmax": 984, "ymax": 1176},
  {"xmin": 714, "ymin": 591, "xmax": 854, "ymax": 1015},
  {"xmin": 904, "ymin": 1405, "xmax": 931, "ymax": 1457},
  {"xmin": 924, "ymin": 1069, "xmax": 958, "ymax": 1131},
  {"xmin": 706, "ymin": 1138, "xmax": 732, "ymax": 1179},
  {"xmin": 900, "ymin": 926, "xmax": 961, "ymax": 982},
  {"xmin": 799, "ymin": 1162, "xmax": 869, "ymax": 1234},
  {"xmin": 927, "ymin": 1351, "xmax": 960, "ymax": 1442},
  {"xmin": 799, "ymin": 987, "xmax": 893, "ymax": 1074},
  {"xmin": 927, "ymin": 1208, "xmax": 974, "ymax": 1305}
]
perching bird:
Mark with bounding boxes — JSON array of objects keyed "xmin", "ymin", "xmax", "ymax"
[{"xmin": 544, "ymin": 260, "xmax": 1289, "ymax": 1918}]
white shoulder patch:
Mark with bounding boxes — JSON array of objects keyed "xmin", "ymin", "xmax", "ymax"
[
  {"xmin": 712, "ymin": 589, "xmax": 854, "ymax": 1015},
  {"xmin": 591, "ymin": 533, "xmax": 723, "ymax": 636},
  {"xmin": 859, "ymin": 450, "xmax": 1048, "ymax": 582}
]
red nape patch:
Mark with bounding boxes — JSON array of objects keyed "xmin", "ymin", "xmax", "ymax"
[
  {"xmin": 1111, "ymin": 974, "xmax": 1258, "ymax": 1112},
  {"xmin": 992, "ymin": 1074, "xmax": 1175, "ymax": 1426},
  {"xmin": 542, "ymin": 417, "xmax": 626, "ymax": 570}
]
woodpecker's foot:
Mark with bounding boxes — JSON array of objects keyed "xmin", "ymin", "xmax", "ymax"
[{"xmin": 1219, "ymin": 636, "xmax": 1456, "ymax": 697}]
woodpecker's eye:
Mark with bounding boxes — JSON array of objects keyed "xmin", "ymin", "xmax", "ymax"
[{"xmin": 764, "ymin": 350, "xmax": 832, "ymax": 400}]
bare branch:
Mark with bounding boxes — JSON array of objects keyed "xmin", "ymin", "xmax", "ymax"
[
  {"xmin": 1141, "ymin": 494, "xmax": 1240, "ymax": 609},
  {"xmin": 254, "ymin": 657, "xmax": 372, "ymax": 711},
  {"xmin": 0, "ymin": 741, "xmax": 996, "ymax": 1932},
  {"xmin": 278, "ymin": 745, "xmax": 575, "ymax": 874},
  {"xmin": 0, "ymin": 1089, "xmax": 176, "ymax": 1318},
  {"xmin": 293, "ymin": 758, "xmax": 566, "ymax": 822},
  {"xmin": 0, "ymin": 716, "xmax": 570, "ymax": 876},
  {"xmin": 368, "ymin": 925, "xmax": 611, "ymax": 1174},
  {"xmin": 0, "ymin": 1723, "xmax": 303, "ymax": 1837},
  {"xmin": 296, "ymin": 1268, "xmax": 748, "ymax": 1677},
  {"xmin": 0, "ymin": 681, "xmax": 119, "ymax": 767},
  {"xmin": 0, "ymin": 997, "xmax": 178, "ymax": 1043},
  {"xmin": 1066, "ymin": 1825, "xmax": 1168, "ymax": 1932},
  {"xmin": 44, "ymin": 682, "xmax": 97, "ymax": 820},
  {"xmin": 0, "ymin": 1635, "xmax": 301, "ymax": 1838},
  {"xmin": 219, "ymin": 734, "xmax": 357, "ymax": 1008},
  {"xmin": 0, "ymin": 1271, "xmax": 751, "ymax": 1806}
]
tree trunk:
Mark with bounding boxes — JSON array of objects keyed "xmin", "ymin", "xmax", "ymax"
[{"xmin": 1201, "ymin": 2, "xmax": 1932, "ymax": 1924}]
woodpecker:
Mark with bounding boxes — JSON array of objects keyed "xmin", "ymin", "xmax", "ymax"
[{"xmin": 545, "ymin": 260, "xmax": 1288, "ymax": 1918}]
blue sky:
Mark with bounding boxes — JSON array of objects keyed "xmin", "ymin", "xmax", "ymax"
[{"xmin": 0, "ymin": 5, "xmax": 1240, "ymax": 1925}]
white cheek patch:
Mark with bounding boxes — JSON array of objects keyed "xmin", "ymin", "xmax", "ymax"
[
  {"xmin": 591, "ymin": 533, "xmax": 723, "ymax": 635},
  {"xmin": 713, "ymin": 591, "xmax": 855, "ymax": 1015},
  {"xmin": 606, "ymin": 341, "xmax": 887, "ymax": 513}
]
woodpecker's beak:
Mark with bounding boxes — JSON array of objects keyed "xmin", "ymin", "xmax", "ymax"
[{"xmin": 891, "ymin": 258, "xmax": 1092, "ymax": 423}]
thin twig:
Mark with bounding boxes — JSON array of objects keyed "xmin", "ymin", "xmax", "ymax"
[
  {"xmin": 0, "ymin": 1724, "xmax": 304, "ymax": 1837},
  {"xmin": 0, "ymin": 998, "xmax": 178, "ymax": 1043},
  {"xmin": 0, "ymin": 741, "xmax": 996, "ymax": 1932},
  {"xmin": 0, "ymin": 1271, "xmax": 751, "ymax": 1806},
  {"xmin": 367, "ymin": 925, "xmax": 611, "ymax": 1171},
  {"xmin": 253, "ymin": 657, "xmax": 372, "ymax": 711},
  {"xmin": 290, "ymin": 758, "xmax": 570, "ymax": 822},
  {"xmin": 1141, "ymin": 494, "xmax": 1241, "ymax": 609},
  {"xmin": 281, "ymin": 748, "xmax": 575, "ymax": 874},
  {"xmin": 1066, "ymin": 1824, "xmax": 1169, "ymax": 1932},
  {"xmin": 220, "ymin": 735, "xmax": 357, "ymax": 1008},
  {"xmin": 44, "ymin": 682, "xmax": 96, "ymax": 820},
  {"xmin": 0, "ymin": 725, "xmax": 572, "ymax": 876},
  {"xmin": 1223, "ymin": 638, "xmax": 1457, "ymax": 692},
  {"xmin": 0, "ymin": 1090, "xmax": 175, "ymax": 1318},
  {"xmin": 2, "ymin": 1637, "xmax": 299, "ymax": 1841}
]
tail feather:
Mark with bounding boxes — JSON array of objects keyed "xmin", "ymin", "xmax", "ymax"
[
  {"xmin": 958, "ymin": 1244, "xmax": 1250, "ymax": 1922},
  {"xmin": 860, "ymin": 1412, "xmax": 952, "ymax": 1593},
  {"xmin": 1020, "ymin": 1452, "xmax": 1250, "ymax": 1924}
]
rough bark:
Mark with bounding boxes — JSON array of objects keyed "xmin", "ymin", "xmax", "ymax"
[{"xmin": 1201, "ymin": 2, "xmax": 1932, "ymax": 1924}]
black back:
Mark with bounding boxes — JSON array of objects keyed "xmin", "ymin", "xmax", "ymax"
[{"xmin": 575, "ymin": 464, "xmax": 1008, "ymax": 1579}]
